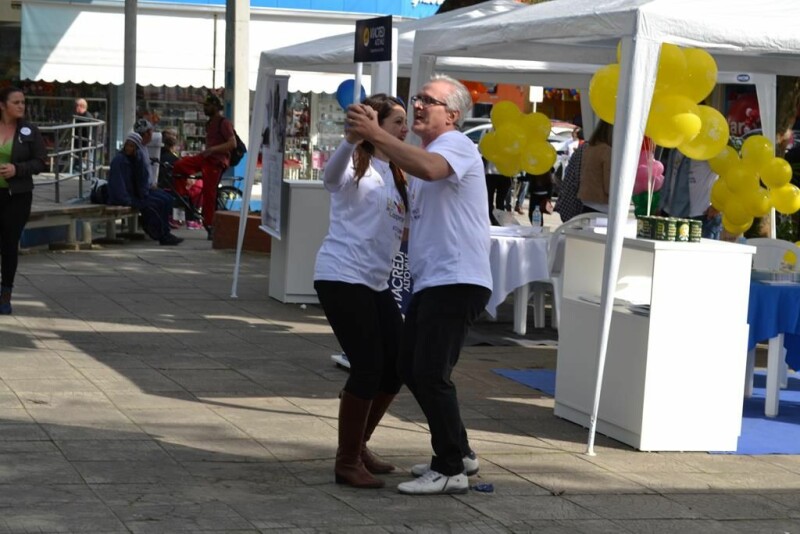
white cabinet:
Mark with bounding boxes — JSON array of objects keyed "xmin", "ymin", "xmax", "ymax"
[
  {"xmin": 554, "ymin": 231, "xmax": 755, "ymax": 451},
  {"xmin": 268, "ymin": 180, "xmax": 330, "ymax": 304}
]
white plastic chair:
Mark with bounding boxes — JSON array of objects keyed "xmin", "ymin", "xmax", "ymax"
[
  {"xmin": 530, "ymin": 212, "xmax": 607, "ymax": 330},
  {"xmin": 744, "ymin": 237, "xmax": 800, "ymax": 414},
  {"xmin": 747, "ymin": 237, "xmax": 800, "ymax": 272}
]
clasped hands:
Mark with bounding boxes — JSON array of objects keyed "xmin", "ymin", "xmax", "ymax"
[{"xmin": 0, "ymin": 163, "xmax": 16, "ymax": 179}]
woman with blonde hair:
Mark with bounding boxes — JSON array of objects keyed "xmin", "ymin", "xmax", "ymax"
[
  {"xmin": 0, "ymin": 86, "xmax": 47, "ymax": 314},
  {"xmin": 313, "ymin": 93, "xmax": 409, "ymax": 488}
]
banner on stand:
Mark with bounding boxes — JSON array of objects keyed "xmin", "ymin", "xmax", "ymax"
[{"xmin": 260, "ymin": 75, "xmax": 289, "ymax": 240}]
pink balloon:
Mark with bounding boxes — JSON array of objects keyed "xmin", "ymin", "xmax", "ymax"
[{"xmin": 632, "ymin": 155, "xmax": 665, "ymax": 195}]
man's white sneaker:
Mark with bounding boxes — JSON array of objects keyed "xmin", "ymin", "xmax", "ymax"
[
  {"xmin": 397, "ymin": 469, "xmax": 468, "ymax": 495},
  {"xmin": 409, "ymin": 451, "xmax": 479, "ymax": 478}
]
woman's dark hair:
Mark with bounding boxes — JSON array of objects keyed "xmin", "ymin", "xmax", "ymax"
[
  {"xmin": 588, "ymin": 120, "xmax": 613, "ymax": 146},
  {"xmin": 0, "ymin": 86, "xmax": 23, "ymax": 105},
  {"xmin": 353, "ymin": 93, "xmax": 408, "ymax": 210}
]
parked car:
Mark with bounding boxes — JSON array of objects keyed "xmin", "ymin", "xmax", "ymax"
[{"xmin": 462, "ymin": 121, "xmax": 576, "ymax": 193}]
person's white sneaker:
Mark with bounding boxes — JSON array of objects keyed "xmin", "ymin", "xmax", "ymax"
[
  {"xmin": 397, "ymin": 469, "xmax": 468, "ymax": 495},
  {"xmin": 409, "ymin": 451, "xmax": 479, "ymax": 478}
]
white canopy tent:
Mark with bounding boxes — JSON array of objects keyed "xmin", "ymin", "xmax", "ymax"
[{"xmin": 409, "ymin": 0, "xmax": 800, "ymax": 453}]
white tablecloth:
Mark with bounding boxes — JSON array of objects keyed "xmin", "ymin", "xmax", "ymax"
[{"xmin": 486, "ymin": 228, "xmax": 550, "ymax": 330}]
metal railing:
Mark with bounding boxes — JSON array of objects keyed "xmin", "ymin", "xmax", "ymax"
[{"xmin": 38, "ymin": 116, "xmax": 106, "ymax": 203}]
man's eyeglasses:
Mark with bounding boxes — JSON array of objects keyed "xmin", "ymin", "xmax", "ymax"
[{"xmin": 410, "ymin": 94, "xmax": 448, "ymax": 108}]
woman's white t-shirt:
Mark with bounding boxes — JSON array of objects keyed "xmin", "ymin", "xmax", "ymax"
[
  {"xmin": 407, "ymin": 130, "xmax": 492, "ymax": 293},
  {"xmin": 314, "ymin": 140, "xmax": 407, "ymax": 292}
]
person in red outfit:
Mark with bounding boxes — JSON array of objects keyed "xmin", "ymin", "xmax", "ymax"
[{"xmin": 172, "ymin": 92, "xmax": 235, "ymax": 239}]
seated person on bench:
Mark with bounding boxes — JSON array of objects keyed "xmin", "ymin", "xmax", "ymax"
[{"xmin": 107, "ymin": 133, "xmax": 183, "ymax": 246}]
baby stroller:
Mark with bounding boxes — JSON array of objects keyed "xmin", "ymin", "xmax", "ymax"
[{"xmin": 157, "ymin": 159, "xmax": 244, "ymax": 228}]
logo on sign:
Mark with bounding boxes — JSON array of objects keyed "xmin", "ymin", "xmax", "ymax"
[{"xmin": 736, "ymin": 74, "xmax": 751, "ymax": 83}]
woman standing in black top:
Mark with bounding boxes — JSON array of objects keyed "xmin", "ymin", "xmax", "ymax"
[{"xmin": 0, "ymin": 86, "xmax": 47, "ymax": 314}]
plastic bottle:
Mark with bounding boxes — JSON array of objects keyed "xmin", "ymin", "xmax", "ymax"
[{"xmin": 531, "ymin": 205, "xmax": 542, "ymax": 227}]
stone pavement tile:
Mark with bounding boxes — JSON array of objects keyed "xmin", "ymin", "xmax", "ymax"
[
  {"xmin": 458, "ymin": 494, "xmax": 602, "ymax": 523},
  {"xmin": 0, "ymin": 393, "xmax": 26, "ymax": 410},
  {"xmin": 565, "ymin": 494, "xmax": 703, "ymax": 520},
  {"xmin": 159, "ymin": 437, "xmax": 275, "ymax": 463},
  {"xmin": 618, "ymin": 471, "xmax": 738, "ymax": 493},
  {"xmin": 0, "ymin": 354, "xmax": 84, "ymax": 380},
  {"xmin": 55, "ymin": 349, "xmax": 151, "ymax": 369},
  {"xmin": 662, "ymin": 453, "xmax": 786, "ymax": 474},
  {"xmin": 320, "ymin": 489, "xmax": 492, "ymax": 527},
  {"xmin": 611, "ymin": 518, "xmax": 742, "ymax": 534},
  {"xmin": 56, "ymin": 439, "xmax": 174, "ymax": 462},
  {"xmin": 80, "ymin": 367, "xmax": 186, "ymax": 393},
  {"xmin": 72, "ymin": 459, "xmax": 194, "ymax": 485},
  {"xmin": 230, "ymin": 487, "xmax": 376, "ymax": 530},
  {"xmin": 159, "ymin": 369, "xmax": 270, "ymax": 396},
  {"xmin": 513, "ymin": 518, "xmax": 635, "ymax": 534},
  {"xmin": 110, "ymin": 501, "xmax": 254, "ymax": 533},
  {"xmin": 582, "ymin": 450, "xmax": 704, "ymax": 473},
  {"xmin": 689, "ymin": 471, "xmax": 800, "ymax": 491},
  {"xmin": 720, "ymin": 519, "xmax": 800, "ymax": 533},
  {"xmin": 0, "ymin": 420, "xmax": 50, "ymax": 442},
  {"xmin": 665, "ymin": 493, "xmax": 795, "ymax": 520},
  {"xmin": 0, "ymin": 484, "xmax": 98, "ymax": 507},
  {"xmin": 752, "ymin": 454, "xmax": 800, "ymax": 475},
  {"xmin": 483, "ymin": 451, "xmax": 611, "ymax": 475},
  {"xmin": 255, "ymin": 434, "xmax": 334, "ymax": 462},
  {"xmin": 0, "ymin": 502, "xmax": 128, "ymax": 533},
  {"xmin": 125, "ymin": 408, "xmax": 253, "ymax": 441},
  {"xmin": 138, "ymin": 352, "xmax": 228, "ymax": 370},
  {"xmin": 519, "ymin": 471, "xmax": 652, "ymax": 495},
  {"xmin": 0, "ymin": 452, "xmax": 85, "ymax": 485},
  {"xmin": 102, "ymin": 390, "xmax": 197, "ymax": 410},
  {"xmin": 181, "ymin": 461, "xmax": 302, "ymax": 485},
  {"xmin": 2, "ymin": 377, "xmax": 103, "ymax": 395}
]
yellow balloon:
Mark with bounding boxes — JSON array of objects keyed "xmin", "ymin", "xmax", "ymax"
[
  {"xmin": 724, "ymin": 199, "xmax": 753, "ymax": 225},
  {"xmin": 677, "ymin": 105, "xmax": 729, "ymax": 160},
  {"xmin": 741, "ymin": 135, "xmax": 775, "ymax": 169},
  {"xmin": 654, "ymin": 44, "xmax": 688, "ymax": 94},
  {"xmin": 520, "ymin": 112, "xmax": 551, "ymax": 140},
  {"xmin": 708, "ymin": 145, "xmax": 740, "ymax": 175},
  {"xmin": 744, "ymin": 187, "xmax": 772, "ymax": 217},
  {"xmin": 784, "ymin": 250, "xmax": 797, "ymax": 266},
  {"xmin": 710, "ymin": 179, "xmax": 732, "ymax": 212},
  {"xmin": 494, "ymin": 124, "xmax": 527, "ymax": 157},
  {"xmin": 589, "ymin": 63, "xmax": 620, "ymax": 125},
  {"xmin": 520, "ymin": 140, "xmax": 557, "ymax": 175},
  {"xmin": 722, "ymin": 162, "xmax": 759, "ymax": 194},
  {"xmin": 491, "ymin": 101, "xmax": 522, "ymax": 129},
  {"xmin": 759, "ymin": 157, "xmax": 793, "ymax": 189},
  {"xmin": 645, "ymin": 92, "xmax": 700, "ymax": 148},
  {"xmin": 479, "ymin": 131, "xmax": 501, "ymax": 161},
  {"xmin": 680, "ymin": 48, "xmax": 718, "ymax": 103},
  {"xmin": 770, "ymin": 184, "xmax": 800, "ymax": 214},
  {"xmin": 722, "ymin": 214, "xmax": 753, "ymax": 235},
  {"xmin": 494, "ymin": 155, "xmax": 521, "ymax": 178}
]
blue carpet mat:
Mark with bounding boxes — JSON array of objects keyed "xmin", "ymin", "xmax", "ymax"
[{"xmin": 493, "ymin": 368, "xmax": 800, "ymax": 455}]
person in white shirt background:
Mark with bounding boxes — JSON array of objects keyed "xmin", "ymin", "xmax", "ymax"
[
  {"xmin": 313, "ymin": 94, "xmax": 409, "ymax": 489},
  {"xmin": 346, "ymin": 74, "xmax": 492, "ymax": 496}
]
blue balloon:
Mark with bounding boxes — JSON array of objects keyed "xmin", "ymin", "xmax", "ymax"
[{"xmin": 336, "ymin": 80, "xmax": 367, "ymax": 110}]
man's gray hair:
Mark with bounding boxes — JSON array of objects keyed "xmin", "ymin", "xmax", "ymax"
[{"xmin": 430, "ymin": 74, "xmax": 472, "ymax": 127}]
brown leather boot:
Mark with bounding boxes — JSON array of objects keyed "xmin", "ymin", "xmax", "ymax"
[
  {"xmin": 335, "ymin": 391, "xmax": 384, "ymax": 488},
  {"xmin": 361, "ymin": 392, "xmax": 396, "ymax": 474}
]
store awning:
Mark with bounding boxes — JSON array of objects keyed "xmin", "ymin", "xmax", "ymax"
[{"xmin": 21, "ymin": 1, "xmax": 366, "ymax": 92}]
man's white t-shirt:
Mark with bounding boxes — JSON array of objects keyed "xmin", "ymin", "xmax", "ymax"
[
  {"xmin": 314, "ymin": 141, "xmax": 407, "ymax": 291},
  {"xmin": 407, "ymin": 130, "xmax": 492, "ymax": 293}
]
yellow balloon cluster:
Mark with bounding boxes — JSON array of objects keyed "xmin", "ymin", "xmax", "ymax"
[
  {"xmin": 708, "ymin": 135, "xmax": 800, "ymax": 234},
  {"xmin": 589, "ymin": 43, "xmax": 728, "ymax": 159},
  {"xmin": 478, "ymin": 101, "xmax": 557, "ymax": 177}
]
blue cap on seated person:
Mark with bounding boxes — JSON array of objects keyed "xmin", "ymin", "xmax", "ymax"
[{"xmin": 133, "ymin": 119, "xmax": 153, "ymax": 135}]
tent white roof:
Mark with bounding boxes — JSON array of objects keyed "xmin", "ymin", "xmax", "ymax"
[
  {"xmin": 256, "ymin": 0, "xmax": 601, "ymax": 88},
  {"xmin": 409, "ymin": 0, "xmax": 800, "ymax": 452}
]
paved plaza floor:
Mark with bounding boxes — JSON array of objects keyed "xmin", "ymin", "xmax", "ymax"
[{"xmin": 1, "ymin": 187, "xmax": 799, "ymax": 532}]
